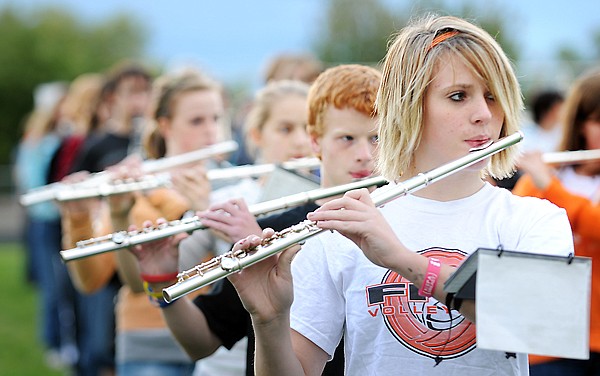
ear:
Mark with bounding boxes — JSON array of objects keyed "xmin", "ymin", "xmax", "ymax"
[
  {"xmin": 310, "ymin": 134, "xmax": 322, "ymax": 159},
  {"xmin": 157, "ymin": 117, "xmax": 171, "ymax": 138},
  {"xmin": 248, "ymin": 126, "xmax": 262, "ymax": 148}
]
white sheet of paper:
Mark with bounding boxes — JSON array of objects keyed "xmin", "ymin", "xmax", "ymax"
[{"xmin": 475, "ymin": 251, "xmax": 591, "ymax": 359}]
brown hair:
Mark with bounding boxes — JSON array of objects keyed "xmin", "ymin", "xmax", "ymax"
[
  {"xmin": 263, "ymin": 53, "xmax": 324, "ymax": 84},
  {"xmin": 143, "ymin": 70, "xmax": 222, "ymax": 159},
  {"xmin": 558, "ymin": 68, "xmax": 600, "ymax": 152}
]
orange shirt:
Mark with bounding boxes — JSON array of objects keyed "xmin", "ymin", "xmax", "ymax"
[{"xmin": 63, "ymin": 188, "xmax": 190, "ymax": 333}]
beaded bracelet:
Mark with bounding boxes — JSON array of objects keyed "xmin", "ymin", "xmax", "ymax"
[
  {"xmin": 418, "ymin": 257, "xmax": 441, "ymax": 298},
  {"xmin": 143, "ymin": 281, "xmax": 173, "ymax": 308}
]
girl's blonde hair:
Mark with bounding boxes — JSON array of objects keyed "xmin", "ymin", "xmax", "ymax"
[
  {"xmin": 60, "ymin": 73, "xmax": 104, "ymax": 135},
  {"xmin": 376, "ymin": 14, "xmax": 523, "ymax": 180},
  {"xmin": 244, "ymin": 79, "xmax": 310, "ymax": 158}
]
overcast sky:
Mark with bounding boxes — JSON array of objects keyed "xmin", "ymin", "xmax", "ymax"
[{"xmin": 2, "ymin": 0, "xmax": 599, "ymax": 87}]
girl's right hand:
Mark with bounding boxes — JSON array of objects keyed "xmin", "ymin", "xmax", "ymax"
[
  {"xmin": 128, "ymin": 218, "xmax": 188, "ymax": 276},
  {"xmin": 228, "ymin": 229, "xmax": 301, "ymax": 326},
  {"xmin": 59, "ymin": 171, "xmax": 100, "ymax": 215}
]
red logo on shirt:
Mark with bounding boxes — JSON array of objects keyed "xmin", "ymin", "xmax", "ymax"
[{"xmin": 366, "ymin": 248, "xmax": 475, "ymax": 360}]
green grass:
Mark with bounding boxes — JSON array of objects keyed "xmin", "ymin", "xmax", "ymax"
[{"xmin": 0, "ymin": 243, "xmax": 65, "ymax": 376}]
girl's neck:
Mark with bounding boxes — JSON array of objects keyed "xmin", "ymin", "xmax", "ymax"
[{"xmin": 399, "ymin": 169, "xmax": 485, "ymax": 202}]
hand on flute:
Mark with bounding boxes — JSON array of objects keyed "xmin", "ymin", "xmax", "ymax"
[
  {"xmin": 198, "ymin": 198, "xmax": 262, "ymax": 244},
  {"xmin": 106, "ymin": 155, "xmax": 145, "ymax": 218},
  {"xmin": 170, "ymin": 163, "xmax": 211, "ymax": 211},
  {"xmin": 128, "ymin": 218, "xmax": 188, "ymax": 277},
  {"xmin": 59, "ymin": 171, "xmax": 101, "ymax": 215},
  {"xmin": 307, "ymin": 188, "xmax": 403, "ymax": 271},
  {"xmin": 228, "ymin": 228, "xmax": 301, "ymax": 325},
  {"xmin": 517, "ymin": 151, "xmax": 554, "ymax": 190}
]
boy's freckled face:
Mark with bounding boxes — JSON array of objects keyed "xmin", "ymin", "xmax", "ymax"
[{"xmin": 315, "ymin": 107, "xmax": 378, "ymax": 188}]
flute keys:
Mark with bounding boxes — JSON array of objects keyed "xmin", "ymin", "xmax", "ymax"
[
  {"xmin": 111, "ymin": 232, "xmax": 128, "ymax": 245},
  {"xmin": 220, "ymin": 256, "xmax": 242, "ymax": 272}
]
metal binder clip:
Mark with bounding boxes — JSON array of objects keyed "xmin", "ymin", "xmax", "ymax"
[{"xmin": 496, "ymin": 244, "xmax": 504, "ymax": 258}]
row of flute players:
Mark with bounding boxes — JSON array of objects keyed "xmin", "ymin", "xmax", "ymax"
[{"xmin": 17, "ymin": 15, "xmax": 600, "ymax": 376}]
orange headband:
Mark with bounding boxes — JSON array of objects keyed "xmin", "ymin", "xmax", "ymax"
[{"xmin": 427, "ymin": 30, "xmax": 459, "ymax": 53}]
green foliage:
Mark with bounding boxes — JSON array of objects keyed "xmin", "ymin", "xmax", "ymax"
[
  {"xmin": 312, "ymin": 0, "xmax": 398, "ymax": 67},
  {"xmin": 0, "ymin": 243, "xmax": 64, "ymax": 376},
  {"xmin": 0, "ymin": 5, "xmax": 147, "ymax": 164},
  {"xmin": 553, "ymin": 27, "xmax": 600, "ymax": 79},
  {"xmin": 311, "ymin": 0, "xmax": 521, "ymax": 67}
]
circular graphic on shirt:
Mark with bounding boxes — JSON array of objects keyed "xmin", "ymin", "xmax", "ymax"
[{"xmin": 380, "ymin": 247, "xmax": 475, "ymax": 360}]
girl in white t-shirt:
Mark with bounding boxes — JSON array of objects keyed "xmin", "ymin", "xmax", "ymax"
[{"xmin": 228, "ymin": 14, "xmax": 574, "ymax": 376}]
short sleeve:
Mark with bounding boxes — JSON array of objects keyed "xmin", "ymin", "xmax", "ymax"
[{"xmin": 290, "ymin": 235, "xmax": 345, "ymax": 357}]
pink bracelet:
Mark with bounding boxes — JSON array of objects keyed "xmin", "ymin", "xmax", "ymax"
[{"xmin": 418, "ymin": 257, "xmax": 442, "ymax": 297}]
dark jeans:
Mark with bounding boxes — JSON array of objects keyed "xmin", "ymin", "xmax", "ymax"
[
  {"xmin": 76, "ymin": 281, "xmax": 119, "ymax": 376},
  {"xmin": 26, "ymin": 218, "xmax": 77, "ymax": 352},
  {"xmin": 530, "ymin": 353, "xmax": 600, "ymax": 376}
]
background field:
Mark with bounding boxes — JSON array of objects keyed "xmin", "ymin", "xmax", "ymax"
[{"xmin": 0, "ymin": 242, "xmax": 65, "ymax": 376}]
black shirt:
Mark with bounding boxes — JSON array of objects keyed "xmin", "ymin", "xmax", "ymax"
[{"xmin": 194, "ymin": 202, "xmax": 345, "ymax": 376}]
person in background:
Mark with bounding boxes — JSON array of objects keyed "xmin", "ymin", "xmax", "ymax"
[
  {"xmin": 125, "ymin": 78, "xmax": 313, "ymax": 376},
  {"xmin": 520, "ymin": 89, "xmax": 565, "ymax": 154},
  {"xmin": 14, "ymin": 81, "xmax": 77, "ymax": 371},
  {"xmin": 71, "ymin": 61, "xmax": 153, "ymax": 174},
  {"xmin": 494, "ymin": 89, "xmax": 565, "ymax": 190},
  {"xmin": 229, "ymin": 52, "xmax": 324, "ymax": 166},
  {"xmin": 67, "ymin": 61, "xmax": 153, "ymax": 376},
  {"xmin": 513, "ymin": 67, "xmax": 600, "ymax": 376},
  {"xmin": 184, "ymin": 78, "xmax": 313, "ymax": 376},
  {"xmin": 62, "ymin": 69, "xmax": 221, "ymax": 375},
  {"xmin": 50, "ymin": 73, "xmax": 107, "ymax": 183},
  {"xmin": 128, "ymin": 63, "xmax": 382, "ymax": 376},
  {"xmin": 263, "ymin": 52, "xmax": 324, "ymax": 85},
  {"xmin": 227, "ymin": 14, "xmax": 573, "ymax": 376}
]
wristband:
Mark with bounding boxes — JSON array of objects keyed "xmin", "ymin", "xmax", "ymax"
[
  {"xmin": 418, "ymin": 257, "xmax": 441, "ymax": 298},
  {"xmin": 143, "ymin": 281, "xmax": 172, "ymax": 308},
  {"xmin": 140, "ymin": 272, "xmax": 179, "ymax": 283}
]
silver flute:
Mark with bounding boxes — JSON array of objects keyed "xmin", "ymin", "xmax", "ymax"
[
  {"xmin": 59, "ymin": 175, "xmax": 388, "ymax": 262},
  {"xmin": 162, "ymin": 131, "xmax": 524, "ymax": 302},
  {"xmin": 542, "ymin": 149, "xmax": 600, "ymax": 165},
  {"xmin": 19, "ymin": 140, "xmax": 239, "ymax": 206},
  {"xmin": 47, "ymin": 157, "xmax": 321, "ymax": 203}
]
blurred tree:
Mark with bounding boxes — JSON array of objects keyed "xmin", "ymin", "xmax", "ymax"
[
  {"xmin": 0, "ymin": 5, "xmax": 147, "ymax": 165},
  {"xmin": 311, "ymin": 0, "xmax": 521, "ymax": 67},
  {"xmin": 593, "ymin": 29, "xmax": 600, "ymax": 60},
  {"xmin": 311, "ymin": 0, "xmax": 397, "ymax": 67},
  {"xmin": 553, "ymin": 27, "xmax": 600, "ymax": 81}
]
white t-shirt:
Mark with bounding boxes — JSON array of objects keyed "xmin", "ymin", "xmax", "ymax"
[{"xmin": 291, "ymin": 183, "xmax": 573, "ymax": 376}]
